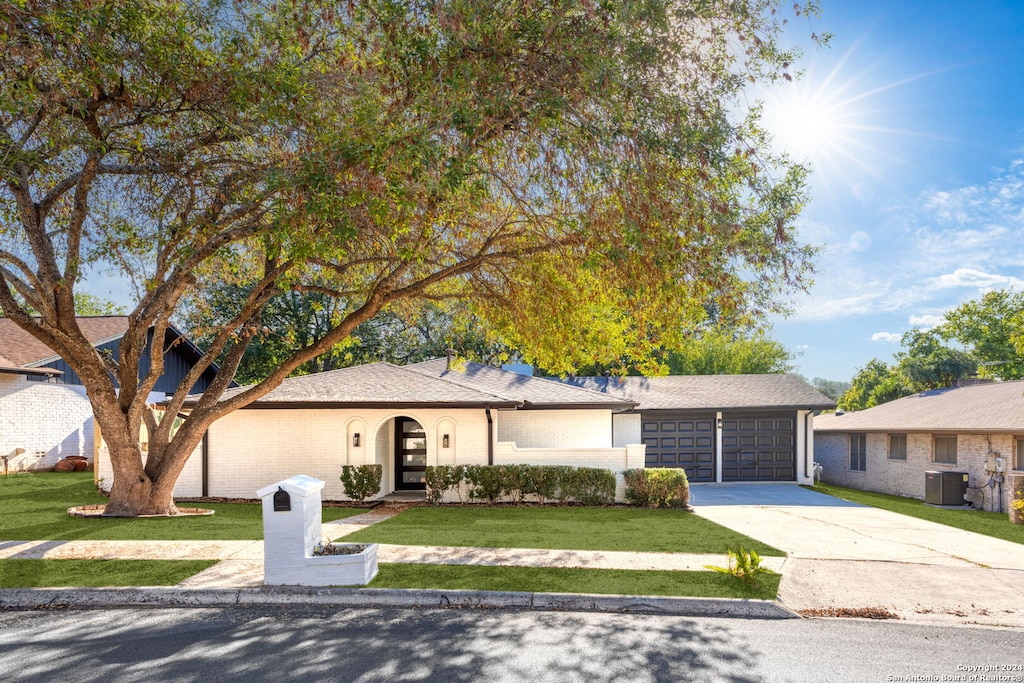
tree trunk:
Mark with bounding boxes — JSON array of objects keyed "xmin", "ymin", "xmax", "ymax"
[{"xmin": 103, "ymin": 444, "xmax": 181, "ymax": 516}]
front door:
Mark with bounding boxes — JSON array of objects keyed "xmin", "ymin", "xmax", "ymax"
[{"xmin": 395, "ymin": 418, "xmax": 427, "ymax": 490}]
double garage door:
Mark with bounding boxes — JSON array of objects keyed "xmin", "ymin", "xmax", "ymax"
[{"xmin": 641, "ymin": 412, "xmax": 796, "ymax": 482}]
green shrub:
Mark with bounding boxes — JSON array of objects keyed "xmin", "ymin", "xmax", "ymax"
[
  {"xmin": 623, "ymin": 468, "xmax": 690, "ymax": 508},
  {"xmin": 424, "ymin": 465, "xmax": 466, "ymax": 504},
  {"xmin": 465, "ymin": 465, "xmax": 505, "ymax": 503},
  {"xmin": 522, "ymin": 465, "xmax": 560, "ymax": 504},
  {"xmin": 499, "ymin": 464, "xmax": 530, "ymax": 504},
  {"xmin": 562, "ymin": 467, "xmax": 616, "ymax": 506},
  {"xmin": 339, "ymin": 465, "xmax": 383, "ymax": 503}
]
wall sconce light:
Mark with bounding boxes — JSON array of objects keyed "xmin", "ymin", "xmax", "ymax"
[
  {"xmin": 716, "ymin": 418, "xmax": 722, "ymax": 430},
  {"xmin": 352, "ymin": 433, "xmax": 361, "ymax": 447},
  {"xmin": 442, "ymin": 434, "xmax": 450, "ymax": 448}
]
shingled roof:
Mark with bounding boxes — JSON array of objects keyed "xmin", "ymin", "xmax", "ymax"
[
  {"xmin": 406, "ymin": 358, "xmax": 636, "ymax": 409},
  {"xmin": 215, "ymin": 362, "xmax": 520, "ymax": 408},
  {"xmin": 814, "ymin": 380, "xmax": 1024, "ymax": 433},
  {"xmin": 0, "ymin": 316, "xmax": 129, "ymax": 367},
  {"xmin": 558, "ymin": 374, "xmax": 835, "ymax": 411}
]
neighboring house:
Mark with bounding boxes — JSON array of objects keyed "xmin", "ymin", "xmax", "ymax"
[
  {"xmin": 561, "ymin": 374, "xmax": 835, "ymax": 485},
  {"xmin": 0, "ymin": 316, "xmax": 218, "ymax": 470},
  {"xmin": 97, "ymin": 358, "xmax": 646, "ymax": 501},
  {"xmin": 814, "ymin": 380, "xmax": 1024, "ymax": 512}
]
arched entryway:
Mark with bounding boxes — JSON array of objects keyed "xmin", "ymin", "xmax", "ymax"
[{"xmin": 395, "ymin": 416, "xmax": 427, "ymax": 490}]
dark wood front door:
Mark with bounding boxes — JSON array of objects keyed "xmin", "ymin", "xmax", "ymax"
[{"xmin": 395, "ymin": 418, "xmax": 427, "ymax": 490}]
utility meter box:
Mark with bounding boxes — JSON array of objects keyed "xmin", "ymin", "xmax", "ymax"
[{"xmin": 987, "ymin": 453, "xmax": 1005, "ymax": 473}]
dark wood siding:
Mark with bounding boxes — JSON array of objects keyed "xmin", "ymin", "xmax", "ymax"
[{"xmin": 38, "ymin": 330, "xmax": 215, "ymax": 395}]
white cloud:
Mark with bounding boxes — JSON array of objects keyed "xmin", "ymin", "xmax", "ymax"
[
  {"xmin": 871, "ymin": 332, "xmax": 901, "ymax": 342},
  {"xmin": 929, "ymin": 268, "xmax": 1024, "ymax": 291},
  {"xmin": 795, "ymin": 344, "xmax": 815, "ymax": 350},
  {"xmin": 909, "ymin": 314, "xmax": 945, "ymax": 329}
]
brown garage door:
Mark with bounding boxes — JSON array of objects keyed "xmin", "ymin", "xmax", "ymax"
[
  {"xmin": 641, "ymin": 413, "xmax": 716, "ymax": 482},
  {"xmin": 721, "ymin": 413, "xmax": 795, "ymax": 481}
]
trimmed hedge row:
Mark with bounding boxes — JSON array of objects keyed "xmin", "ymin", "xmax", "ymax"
[{"xmin": 424, "ymin": 464, "xmax": 617, "ymax": 506}]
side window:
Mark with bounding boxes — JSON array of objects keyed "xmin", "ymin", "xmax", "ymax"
[
  {"xmin": 849, "ymin": 433, "xmax": 866, "ymax": 471},
  {"xmin": 933, "ymin": 435, "xmax": 957, "ymax": 464},
  {"xmin": 1016, "ymin": 438, "xmax": 1024, "ymax": 471},
  {"xmin": 888, "ymin": 434, "xmax": 907, "ymax": 461}
]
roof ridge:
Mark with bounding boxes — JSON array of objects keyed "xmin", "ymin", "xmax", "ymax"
[{"xmin": 402, "ymin": 359, "xmax": 519, "ymax": 403}]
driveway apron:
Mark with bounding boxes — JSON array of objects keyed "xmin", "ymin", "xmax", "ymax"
[{"xmin": 691, "ymin": 484, "xmax": 1024, "ymax": 627}]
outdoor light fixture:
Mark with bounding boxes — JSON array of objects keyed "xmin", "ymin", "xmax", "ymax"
[
  {"xmin": 716, "ymin": 417, "xmax": 722, "ymax": 430},
  {"xmin": 352, "ymin": 433, "xmax": 361, "ymax": 447},
  {"xmin": 443, "ymin": 434, "xmax": 450, "ymax": 448}
]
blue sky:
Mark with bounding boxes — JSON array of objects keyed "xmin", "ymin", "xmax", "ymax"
[{"xmin": 764, "ymin": 1, "xmax": 1024, "ymax": 381}]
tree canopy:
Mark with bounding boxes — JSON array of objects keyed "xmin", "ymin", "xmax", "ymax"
[{"xmin": 0, "ymin": 0, "xmax": 818, "ymax": 515}]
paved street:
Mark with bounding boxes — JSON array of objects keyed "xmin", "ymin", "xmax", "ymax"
[{"xmin": 2, "ymin": 605, "xmax": 1023, "ymax": 682}]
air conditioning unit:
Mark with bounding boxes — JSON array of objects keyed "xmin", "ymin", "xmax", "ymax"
[{"xmin": 925, "ymin": 471, "xmax": 968, "ymax": 506}]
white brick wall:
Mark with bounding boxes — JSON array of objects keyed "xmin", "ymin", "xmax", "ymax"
[
  {"xmin": 0, "ymin": 374, "xmax": 94, "ymax": 471},
  {"xmin": 815, "ymin": 431, "xmax": 1020, "ymax": 512},
  {"xmin": 496, "ymin": 408, "xmax": 612, "ymax": 448},
  {"xmin": 613, "ymin": 412, "xmax": 641, "ymax": 447}
]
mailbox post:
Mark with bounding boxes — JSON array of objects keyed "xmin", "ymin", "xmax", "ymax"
[{"xmin": 257, "ymin": 474, "xmax": 378, "ymax": 586}]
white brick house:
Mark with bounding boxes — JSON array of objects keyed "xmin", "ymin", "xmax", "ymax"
[
  {"xmin": 814, "ymin": 380, "xmax": 1024, "ymax": 512},
  {"xmin": 98, "ymin": 359, "xmax": 647, "ymax": 501}
]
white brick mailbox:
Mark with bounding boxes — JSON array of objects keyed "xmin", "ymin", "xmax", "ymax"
[{"xmin": 257, "ymin": 475, "xmax": 378, "ymax": 587}]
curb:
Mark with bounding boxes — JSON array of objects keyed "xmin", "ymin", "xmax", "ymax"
[{"xmin": 0, "ymin": 586, "xmax": 801, "ymax": 619}]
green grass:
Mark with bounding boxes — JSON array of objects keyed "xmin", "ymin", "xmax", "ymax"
[
  {"xmin": 0, "ymin": 472, "xmax": 364, "ymax": 541},
  {"xmin": 367, "ymin": 563, "xmax": 780, "ymax": 599},
  {"xmin": 809, "ymin": 483, "xmax": 1024, "ymax": 545},
  {"xmin": 340, "ymin": 506, "xmax": 784, "ymax": 556},
  {"xmin": 0, "ymin": 559, "xmax": 218, "ymax": 587}
]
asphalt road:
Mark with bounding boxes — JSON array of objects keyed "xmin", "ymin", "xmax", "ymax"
[{"xmin": 1, "ymin": 606, "xmax": 1022, "ymax": 682}]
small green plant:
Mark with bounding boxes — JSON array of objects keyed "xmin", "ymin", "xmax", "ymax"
[
  {"xmin": 339, "ymin": 465, "xmax": 383, "ymax": 503},
  {"xmin": 522, "ymin": 465, "xmax": 560, "ymax": 504},
  {"xmin": 561, "ymin": 467, "xmax": 617, "ymax": 506},
  {"xmin": 465, "ymin": 465, "xmax": 506, "ymax": 503},
  {"xmin": 705, "ymin": 547, "xmax": 774, "ymax": 587}
]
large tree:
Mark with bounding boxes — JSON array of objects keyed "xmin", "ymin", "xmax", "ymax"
[
  {"xmin": 0, "ymin": 0, "xmax": 817, "ymax": 516},
  {"xmin": 938, "ymin": 289, "xmax": 1024, "ymax": 380}
]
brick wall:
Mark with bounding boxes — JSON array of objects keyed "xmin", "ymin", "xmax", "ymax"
[
  {"xmin": 613, "ymin": 412, "xmax": 642, "ymax": 447},
  {"xmin": 0, "ymin": 374, "xmax": 94, "ymax": 471},
  {"xmin": 815, "ymin": 430, "xmax": 1019, "ymax": 512},
  {"xmin": 497, "ymin": 408, "xmax": 612, "ymax": 448}
]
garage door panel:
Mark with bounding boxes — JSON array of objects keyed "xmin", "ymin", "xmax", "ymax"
[
  {"xmin": 641, "ymin": 413, "xmax": 716, "ymax": 482},
  {"xmin": 721, "ymin": 413, "xmax": 796, "ymax": 482}
]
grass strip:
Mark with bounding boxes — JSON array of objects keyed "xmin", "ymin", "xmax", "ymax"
[
  {"xmin": 0, "ymin": 472, "xmax": 364, "ymax": 541},
  {"xmin": 341, "ymin": 506, "xmax": 784, "ymax": 556},
  {"xmin": 0, "ymin": 559, "xmax": 218, "ymax": 587},
  {"xmin": 367, "ymin": 562, "xmax": 780, "ymax": 599},
  {"xmin": 809, "ymin": 483, "xmax": 1024, "ymax": 545}
]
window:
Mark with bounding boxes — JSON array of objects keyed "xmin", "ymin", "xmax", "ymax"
[
  {"xmin": 1016, "ymin": 438, "xmax": 1024, "ymax": 471},
  {"xmin": 888, "ymin": 434, "xmax": 907, "ymax": 461},
  {"xmin": 849, "ymin": 433, "xmax": 866, "ymax": 471},
  {"xmin": 933, "ymin": 435, "xmax": 958, "ymax": 464}
]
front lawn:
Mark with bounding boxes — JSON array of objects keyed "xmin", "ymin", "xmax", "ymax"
[
  {"xmin": 0, "ymin": 559, "xmax": 218, "ymax": 587},
  {"xmin": 368, "ymin": 563, "xmax": 780, "ymax": 599},
  {"xmin": 809, "ymin": 483, "xmax": 1024, "ymax": 545},
  {"xmin": 340, "ymin": 506, "xmax": 784, "ymax": 556},
  {"xmin": 0, "ymin": 472, "xmax": 363, "ymax": 541}
]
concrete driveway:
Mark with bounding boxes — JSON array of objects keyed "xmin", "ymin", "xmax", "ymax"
[{"xmin": 691, "ymin": 484, "xmax": 1024, "ymax": 627}]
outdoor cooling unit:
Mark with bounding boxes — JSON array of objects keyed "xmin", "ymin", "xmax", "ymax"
[{"xmin": 924, "ymin": 471, "xmax": 968, "ymax": 506}]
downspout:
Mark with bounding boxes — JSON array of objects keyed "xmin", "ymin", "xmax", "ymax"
[
  {"xmin": 201, "ymin": 430, "xmax": 209, "ymax": 498},
  {"xmin": 485, "ymin": 406, "xmax": 494, "ymax": 465},
  {"xmin": 804, "ymin": 411, "xmax": 811, "ymax": 483}
]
